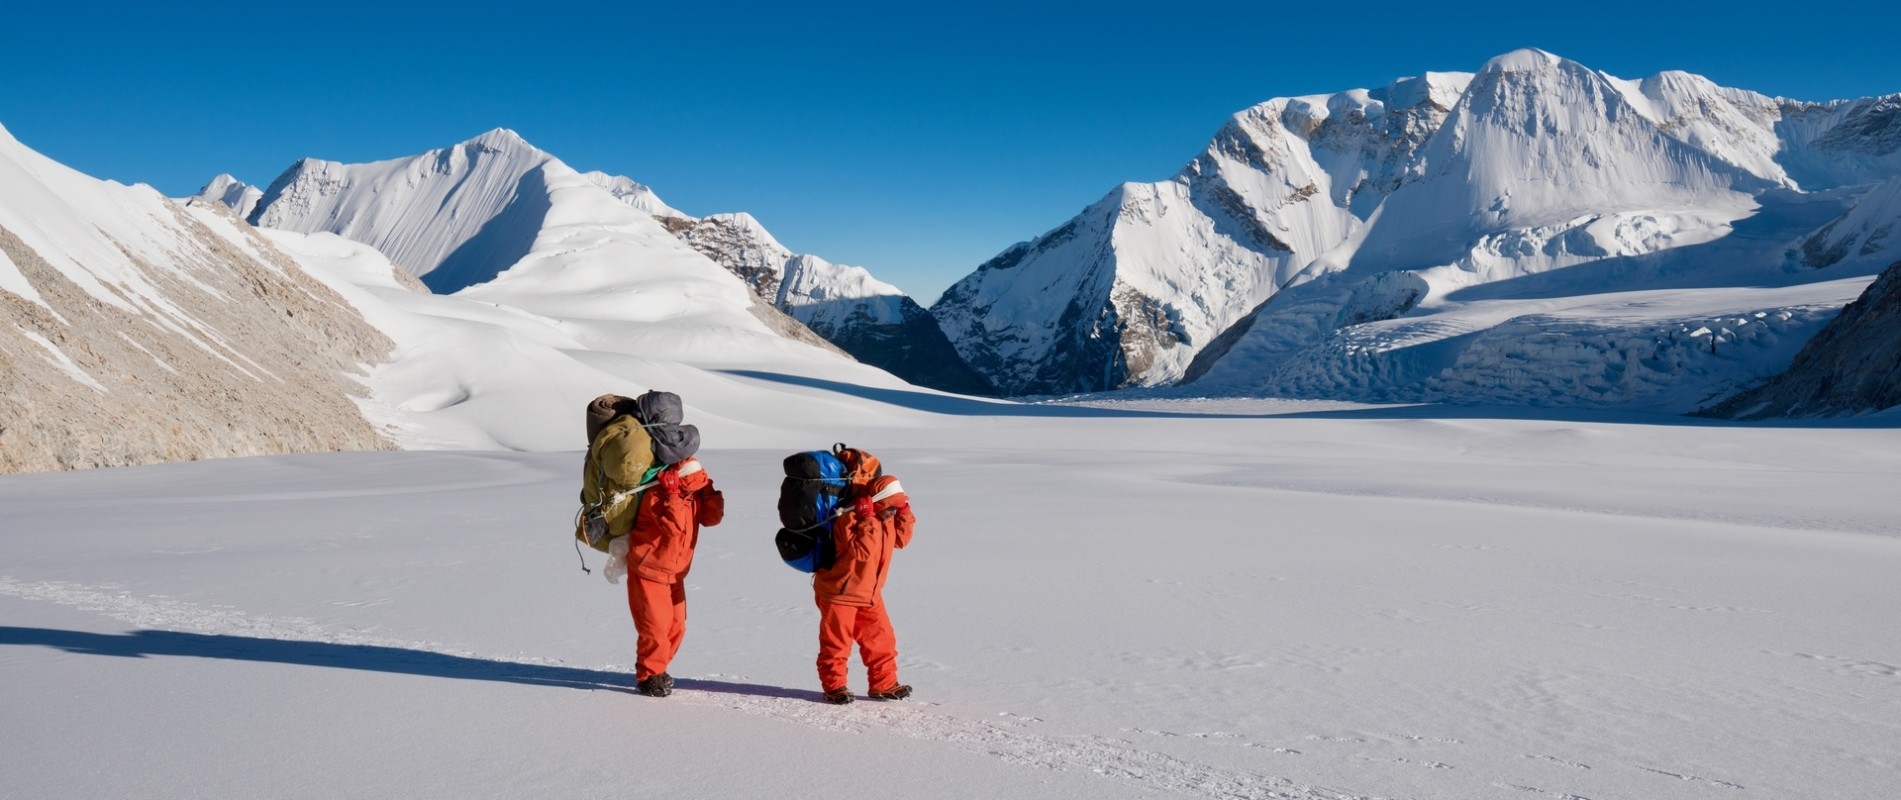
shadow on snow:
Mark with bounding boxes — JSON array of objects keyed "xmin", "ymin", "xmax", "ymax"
[
  {"xmin": 719, "ymin": 369, "xmax": 1267, "ymax": 418},
  {"xmin": 721, "ymin": 369, "xmax": 1901, "ymax": 428},
  {"xmin": 0, "ymin": 626, "xmax": 815, "ymax": 701}
]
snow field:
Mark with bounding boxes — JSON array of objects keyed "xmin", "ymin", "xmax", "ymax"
[{"xmin": 3, "ymin": 408, "xmax": 1897, "ymax": 799}]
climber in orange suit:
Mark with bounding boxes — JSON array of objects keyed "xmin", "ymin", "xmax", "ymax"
[
  {"xmin": 624, "ymin": 458, "xmax": 722, "ymax": 697},
  {"xmin": 813, "ymin": 473, "xmax": 914, "ymax": 704}
]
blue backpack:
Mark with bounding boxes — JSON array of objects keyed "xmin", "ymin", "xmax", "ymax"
[{"xmin": 773, "ymin": 446, "xmax": 859, "ymax": 572}]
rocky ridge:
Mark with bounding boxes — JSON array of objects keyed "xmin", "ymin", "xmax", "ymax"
[{"xmin": 0, "ymin": 124, "xmax": 395, "ymax": 473}]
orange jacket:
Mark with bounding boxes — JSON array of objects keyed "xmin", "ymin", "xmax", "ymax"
[
  {"xmin": 814, "ymin": 475, "xmax": 913, "ymax": 607},
  {"xmin": 626, "ymin": 459, "xmax": 723, "ymax": 584}
]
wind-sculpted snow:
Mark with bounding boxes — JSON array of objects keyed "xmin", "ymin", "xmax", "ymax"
[{"xmin": 250, "ymin": 129, "xmax": 559, "ymax": 292}]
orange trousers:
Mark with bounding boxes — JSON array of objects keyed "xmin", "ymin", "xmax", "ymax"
[
  {"xmin": 628, "ymin": 577, "xmax": 686, "ymax": 681},
  {"xmin": 816, "ymin": 596, "xmax": 899, "ymax": 692}
]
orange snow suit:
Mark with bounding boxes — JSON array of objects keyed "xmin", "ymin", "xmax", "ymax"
[
  {"xmin": 813, "ymin": 474, "xmax": 913, "ymax": 692},
  {"xmin": 624, "ymin": 458, "xmax": 723, "ymax": 681}
]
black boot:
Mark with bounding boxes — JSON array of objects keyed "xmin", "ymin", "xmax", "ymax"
[
  {"xmin": 638, "ymin": 672, "xmax": 674, "ymax": 697},
  {"xmin": 823, "ymin": 686, "xmax": 854, "ymax": 705},
  {"xmin": 868, "ymin": 684, "xmax": 912, "ymax": 701}
]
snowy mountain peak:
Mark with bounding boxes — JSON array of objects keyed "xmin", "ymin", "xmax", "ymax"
[
  {"xmin": 249, "ymin": 129, "xmax": 564, "ymax": 290},
  {"xmin": 463, "ymin": 127, "xmax": 536, "ymax": 153},
  {"xmin": 937, "ymin": 48, "xmax": 1901, "ymax": 404},
  {"xmin": 1479, "ymin": 47, "xmax": 1563, "ymax": 74},
  {"xmin": 190, "ymin": 173, "xmax": 262, "ymax": 220}
]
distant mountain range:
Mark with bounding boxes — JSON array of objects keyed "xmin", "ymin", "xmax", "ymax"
[
  {"xmin": 222, "ymin": 130, "xmax": 989, "ymax": 394},
  {"xmin": 934, "ymin": 48, "xmax": 1901, "ymax": 411},
  {"xmin": 6, "ymin": 47, "xmax": 1901, "ymax": 473},
  {"xmin": 205, "ymin": 51, "xmax": 1901, "ymax": 412}
]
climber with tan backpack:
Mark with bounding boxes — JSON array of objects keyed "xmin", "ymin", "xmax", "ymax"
[{"xmin": 574, "ymin": 391, "xmax": 723, "ymax": 697}]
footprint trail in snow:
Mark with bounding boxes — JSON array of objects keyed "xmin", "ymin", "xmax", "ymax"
[{"xmin": 0, "ymin": 578, "xmax": 1368, "ymax": 800}]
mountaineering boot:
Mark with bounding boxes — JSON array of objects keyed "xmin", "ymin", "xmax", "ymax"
[
  {"xmin": 638, "ymin": 672, "xmax": 674, "ymax": 698},
  {"xmin": 868, "ymin": 684, "xmax": 912, "ymax": 701},
  {"xmin": 823, "ymin": 686, "xmax": 854, "ymax": 705}
]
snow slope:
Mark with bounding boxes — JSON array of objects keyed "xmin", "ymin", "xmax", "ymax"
[
  {"xmin": 0, "ymin": 122, "xmax": 391, "ymax": 473},
  {"xmin": 935, "ymin": 49, "xmax": 1901, "ymax": 407},
  {"xmin": 250, "ymin": 131, "xmax": 985, "ymax": 395},
  {"xmin": 258, "ymin": 216, "xmax": 983, "ymax": 453},
  {"xmin": 581, "ymin": 169, "xmax": 683, "ymax": 219},
  {"xmin": 4, "ymin": 404, "xmax": 1898, "ymax": 799},
  {"xmin": 250, "ymin": 128, "xmax": 567, "ymax": 292},
  {"xmin": 3, "ymin": 120, "xmax": 994, "ymax": 468}
]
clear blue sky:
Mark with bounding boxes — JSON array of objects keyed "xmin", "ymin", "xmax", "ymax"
[{"xmin": 3, "ymin": 1, "xmax": 1895, "ymax": 303}]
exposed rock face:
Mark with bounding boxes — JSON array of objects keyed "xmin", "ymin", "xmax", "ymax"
[
  {"xmin": 0, "ymin": 201, "xmax": 393, "ymax": 474},
  {"xmin": 1702, "ymin": 260, "xmax": 1901, "ymax": 419},
  {"xmin": 670, "ymin": 213, "xmax": 994, "ymax": 395}
]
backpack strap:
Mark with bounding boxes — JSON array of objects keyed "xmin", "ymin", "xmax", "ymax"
[{"xmin": 604, "ymin": 460, "xmax": 703, "ymax": 507}]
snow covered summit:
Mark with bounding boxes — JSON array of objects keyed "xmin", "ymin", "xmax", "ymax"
[
  {"xmin": 933, "ymin": 48, "xmax": 1901, "ymax": 411},
  {"xmin": 250, "ymin": 128, "xmax": 559, "ymax": 292},
  {"xmin": 251, "ymin": 131, "xmax": 989, "ymax": 393},
  {"xmin": 189, "ymin": 173, "xmax": 262, "ymax": 220}
]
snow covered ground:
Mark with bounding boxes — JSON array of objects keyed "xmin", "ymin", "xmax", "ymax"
[{"xmin": 4, "ymin": 398, "xmax": 1898, "ymax": 799}]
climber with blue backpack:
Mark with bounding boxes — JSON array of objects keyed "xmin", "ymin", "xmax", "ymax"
[
  {"xmin": 775, "ymin": 444, "xmax": 915, "ymax": 704},
  {"xmin": 578, "ymin": 391, "xmax": 723, "ymax": 698}
]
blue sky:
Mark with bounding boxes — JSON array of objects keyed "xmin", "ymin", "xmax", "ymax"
[{"xmin": 3, "ymin": 1, "xmax": 1895, "ymax": 303}]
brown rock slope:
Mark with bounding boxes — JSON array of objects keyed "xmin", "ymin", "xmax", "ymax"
[
  {"xmin": 0, "ymin": 201, "xmax": 394, "ymax": 473},
  {"xmin": 1702, "ymin": 260, "xmax": 1901, "ymax": 419}
]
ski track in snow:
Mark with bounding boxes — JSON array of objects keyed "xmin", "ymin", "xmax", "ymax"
[{"xmin": 0, "ymin": 577, "xmax": 1370, "ymax": 800}]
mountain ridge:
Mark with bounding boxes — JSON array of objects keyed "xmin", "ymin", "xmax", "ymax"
[{"xmin": 932, "ymin": 48, "xmax": 1901, "ymax": 412}]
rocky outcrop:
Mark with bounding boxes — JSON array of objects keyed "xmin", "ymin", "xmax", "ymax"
[
  {"xmin": 671, "ymin": 213, "xmax": 994, "ymax": 394},
  {"xmin": 1701, "ymin": 260, "xmax": 1901, "ymax": 419},
  {"xmin": 0, "ymin": 202, "xmax": 393, "ymax": 474}
]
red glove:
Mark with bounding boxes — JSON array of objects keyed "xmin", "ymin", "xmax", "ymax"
[
  {"xmin": 659, "ymin": 468, "xmax": 681, "ymax": 496},
  {"xmin": 854, "ymin": 496, "xmax": 875, "ymax": 518}
]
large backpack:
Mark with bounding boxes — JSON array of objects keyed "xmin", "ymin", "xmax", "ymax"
[
  {"xmin": 634, "ymin": 390, "xmax": 700, "ymax": 466},
  {"xmin": 774, "ymin": 443, "xmax": 881, "ymax": 572},
  {"xmin": 573, "ymin": 391, "xmax": 701, "ymax": 557}
]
